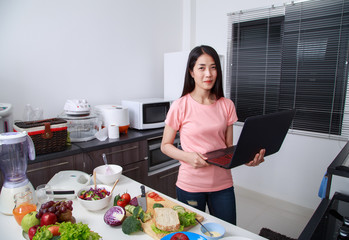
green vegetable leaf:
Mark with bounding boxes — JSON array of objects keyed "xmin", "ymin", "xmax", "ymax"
[
  {"xmin": 150, "ymin": 224, "xmax": 184, "ymax": 234},
  {"xmin": 59, "ymin": 222, "xmax": 101, "ymax": 240},
  {"xmin": 178, "ymin": 212, "xmax": 196, "ymax": 227}
]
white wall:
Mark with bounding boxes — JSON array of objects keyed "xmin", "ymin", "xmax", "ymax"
[
  {"xmin": 1, "ymin": 0, "xmax": 346, "ymax": 210},
  {"xmin": 0, "ymin": 0, "xmax": 183, "ymax": 120},
  {"xmin": 194, "ymin": 0, "xmax": 347, "ymax": 209}
]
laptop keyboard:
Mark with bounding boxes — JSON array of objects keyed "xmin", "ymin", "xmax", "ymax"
[{"xmin": 210, "ymin": 153, "xmax": 233, "ymax": 165}]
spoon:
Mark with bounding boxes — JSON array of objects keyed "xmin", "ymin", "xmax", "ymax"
[
  {"xmin": 102, "ymin": 153, "xmax": 113, "ymax": 174},
  {"xmin": 195, "ymin": 218, "xmax": 213, "ymax": 237}
]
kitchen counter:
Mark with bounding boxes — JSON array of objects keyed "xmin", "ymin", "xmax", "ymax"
[
  {"xmin": 31, "ymin": 128, "xmax": 164, "ymax": 164},
  {"xmin": 0, "ymin": 175, "xmax": 266, "ymax": 240}
]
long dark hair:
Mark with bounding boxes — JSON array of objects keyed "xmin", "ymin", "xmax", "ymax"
[{"xmin": 181, "ymin": 45, "xmax": 224, "ymax": 99}]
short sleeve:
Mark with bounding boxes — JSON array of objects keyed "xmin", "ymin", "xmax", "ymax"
[
  {"xmin": 165, "ymin": 99, "xmax": 182, "ymax": 131},
  {"xmin": 223, "ymin": 98, "xmax": 238, "ymax": 126}
]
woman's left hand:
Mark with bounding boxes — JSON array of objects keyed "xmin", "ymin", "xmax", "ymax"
[{"xmin": 245, "ymin": 149, "xmax": 265, "ymax": 167}]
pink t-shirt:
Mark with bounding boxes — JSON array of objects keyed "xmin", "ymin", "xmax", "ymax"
[{"xmin": 165, "ymin": 94, "xmax": 238, "ymax": 192}]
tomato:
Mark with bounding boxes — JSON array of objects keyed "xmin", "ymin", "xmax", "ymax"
[
  {"xmin": 148, "ymin": 191, "xmax": 164, "ymax": 201},
  {"xmin": 170, "ymin": 233, "xmax": 189, "ymax": 240},
  {"xmin": 154, "ymin": 196, "xmax": 164, "ymax": 201},
  {"xmin": 48, "ymin": 225, "xmax": 60, "ymax": 236},
  {"xmin": 117, "ymin": 198, "xmax": 128, "ymax": 208},
  {"xmin": 121, "ymin": 193, "xmax": 131, "ymax": 204},
  {"xmin": 148, "ymin": 192, "xmax": 158, "ymax": 198}
]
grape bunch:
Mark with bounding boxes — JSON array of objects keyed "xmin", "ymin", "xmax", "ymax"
[{"xmin": 36, "ymin": 200, "xmax": 73, "ymax": 222}]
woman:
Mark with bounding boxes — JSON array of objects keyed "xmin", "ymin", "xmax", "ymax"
[{"xmin": 161, "ymin": 45, "xmax": 265, "ymax": 224}]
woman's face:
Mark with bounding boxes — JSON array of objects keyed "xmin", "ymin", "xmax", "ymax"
[{"xmin": 190, "ymin": 53, "xmax": 217, "ymax": 92}]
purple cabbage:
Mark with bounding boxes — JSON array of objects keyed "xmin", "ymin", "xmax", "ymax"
[{"xmin": 104, "ymin": 206, "xmax": 126, "ymax": 226}]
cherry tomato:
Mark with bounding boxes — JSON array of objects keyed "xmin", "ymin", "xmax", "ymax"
[{"xmin": 121, "ymin": 193, "xmax": 131, "ymax": 204}]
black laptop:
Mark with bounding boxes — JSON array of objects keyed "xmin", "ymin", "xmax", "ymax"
[{"xmin": 205, "ymin": 109, "xmax": 296, "ymax": 169}]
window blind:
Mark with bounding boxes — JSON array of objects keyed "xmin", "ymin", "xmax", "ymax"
[{"xmin": 226, "ymin": 0, "xmax": 349, "ymax": 139}]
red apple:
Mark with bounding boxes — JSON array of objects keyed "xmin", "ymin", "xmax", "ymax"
[
  {"xmin": 170, "ymin": 233, "xmax": 189, "ymax": 240},
  {"xmin": 40, "ymin": 212, "xmax": 57, "ymax": 226},
  {"xmin": 28, "ymin": 225, "xmax": 39, "ymax": 240}
]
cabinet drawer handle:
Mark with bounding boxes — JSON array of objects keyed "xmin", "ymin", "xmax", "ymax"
[
  {"xmin": 159, "ymin": 170, "xmax": 179, "ymax": 179},
  {"xmin": 107, "ymin": 146, "xmax": 138, "ymax": 155},
  {"xmin": 27, "ymin": 162, "xmax": 70, "ymax": 173},
  {"xmin": 122, "ymin": 166, "xmax": 140, "ymax": 173}
]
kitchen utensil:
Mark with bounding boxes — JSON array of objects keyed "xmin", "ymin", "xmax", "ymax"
[
  {"xmin": 160, "ymin": 232, "xmax": 207, "ymax": 240},
  {"xmin": 196, "ymin": 218, "xmax": 213, "ymax": 237},
  {"xmin": 137, "ymin": 185, "xmax": 147, "ymax": 211},
  {"xmin": 102, "ymin": 153, "xmax": 113, "ymax": 174},
  {"xmin": 93, "ymin": 170, "xmax": 97, "ymax": 190},
  {"xmin": 94, "ymin": 164, "xmax": 122, "ymax": 185},
  {"xmin": 77, "ymin": 184, "xmax": 113, "ymax": 211},
  {"xmin": 110, "ymin": 179, "xmax": 119, "ymax": 195},
  {"xmin": 0, "ymin": 132, "xmax": 37, "ymax": 215},
  {"xmin": 36, "ymin": 184, "xmax": 54, "ymax": 204},
  {"xmin": 199, "ymin": 222, "xmax": 225, "ymax": 240}
]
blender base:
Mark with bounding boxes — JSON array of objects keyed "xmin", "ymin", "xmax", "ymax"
[{"xmin": 0, "ymin": 182, "xmax": 37, "ymax": 215}]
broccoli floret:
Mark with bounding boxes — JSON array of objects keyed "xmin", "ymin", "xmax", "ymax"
[
  {"xmin": 139, "ymin": 211, "xmax": 152, "ymax": 223},
  {"xmin": 133, "ymin": 206, "xmax": 143, "ymax": 218},
  {"xmin": 122, "ymin": 216, "xmax": 143, "ymax": 235}
]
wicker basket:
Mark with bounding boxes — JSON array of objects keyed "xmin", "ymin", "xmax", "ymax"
[{"xmin": 14, "ymin": 118, "xmax": 68, "ymax": 155}]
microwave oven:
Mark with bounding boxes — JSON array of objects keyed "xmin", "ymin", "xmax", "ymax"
[{"xmin": 121, "ymin": 98, "xmax": 171, "ymax": 130}]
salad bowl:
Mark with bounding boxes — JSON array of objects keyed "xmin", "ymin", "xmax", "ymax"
[{"xmin": 77, "ymin": 184, "xmax": 113, "ymax": 211}]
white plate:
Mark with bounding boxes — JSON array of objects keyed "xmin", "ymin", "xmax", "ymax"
[{"xmin": 222, "ymin": 237, "xmax": 252, "ymax": 240}]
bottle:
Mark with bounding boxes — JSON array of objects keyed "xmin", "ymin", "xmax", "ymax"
[
  {"xmin": 12, "ymin": 189, "xmax": 37, "ymax": 225},
  {"xmin": 23, "ymin": 104, "xmax": 34, "ymax": 121}
]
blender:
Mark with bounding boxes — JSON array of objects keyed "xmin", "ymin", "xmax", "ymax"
[{"xmin": 0, "ymin": 131, "xmax": 37, "ymax": 215}]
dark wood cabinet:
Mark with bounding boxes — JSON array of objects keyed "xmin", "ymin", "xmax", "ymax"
[
  {"xmin": 26, "ymin": 154, "xmax": 85, "ymax": 188},
  {"xmin": 84, "ymin": 140, "xmax": 148, "ymax": 183},
  {"xmin": 147, "ymin": 165, "xmax": 179, "ymax": 199}
]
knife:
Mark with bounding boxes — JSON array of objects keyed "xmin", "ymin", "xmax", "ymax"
[{"xmin": 137, "ymin": 185, "xmax": 147, "ymax": 212}]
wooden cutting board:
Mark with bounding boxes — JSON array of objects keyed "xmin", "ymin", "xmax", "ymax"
[{"xmin": 133, "ymin": 192, "xmax": 204, "ymax": 240}]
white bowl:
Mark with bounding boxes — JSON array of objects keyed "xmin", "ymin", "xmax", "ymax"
[
  {"xmin": 77, "ymin": 184, "xmax": 113, "ymax": 211},
  {"xmin": 94, "ymin": 164, "xmax": 122, "ymax": 185},
  {"xmin": 200, "ymin": 222, "xmax": 225, "ymax": 240}
]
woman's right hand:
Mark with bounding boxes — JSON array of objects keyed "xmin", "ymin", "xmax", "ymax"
[{"xmin": 186, "ymin": 152, "xmax": 210, "ymax": 168}]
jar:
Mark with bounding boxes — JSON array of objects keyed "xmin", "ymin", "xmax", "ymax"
[{"xmin": 12, "ymin": 188, "xmax": 37, "ymax": 225}]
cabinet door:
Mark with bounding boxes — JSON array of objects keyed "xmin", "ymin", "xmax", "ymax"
[
  {"xmin": 86, "ymin": 140, "xmax": 148, "ymax": 184},
  {"xmin": 27, "ymin": 156, "xmax": 75, "ymax": 188},
  {"xmin": 122, "ymin": 161, "xmax": 148, "ymax": 184},
  {"xmin": 147, "ymin": 166, "xmax": 179, "ymax": 199}
]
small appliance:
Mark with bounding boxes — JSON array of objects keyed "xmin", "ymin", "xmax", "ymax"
[
  {"xmin": 0, "ymin": 131, "xmax": 37, "ymax": 215},
  {"xmin": 122, "ymin": 98, "xmax": 171, "ymax": 130},
  {"xmin": 64, "ymin": 99, "xmax": 90, "ymax": 115},
  {"xmin": 94, "ymin": 105, "xmax": 130, "ymax": 134},
  {"xmin": 0, "ymin": 103, "xmax": 13, "ymax": 133},
  {"xmin": 46, "ymin": 170, "xmax": 91, "ymax": 199},
  {"xmin": 61, "ymin": 99, "xmax": 97, "ymax": 142},
  {"xmin": 59, "ymin": 113, "xmax": 98, "ymax": 142}
]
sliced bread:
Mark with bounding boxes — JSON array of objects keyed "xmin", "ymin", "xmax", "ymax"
[{"xmin": 154, "ymin": 207, "xmax": 180, "ymax": 232}]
